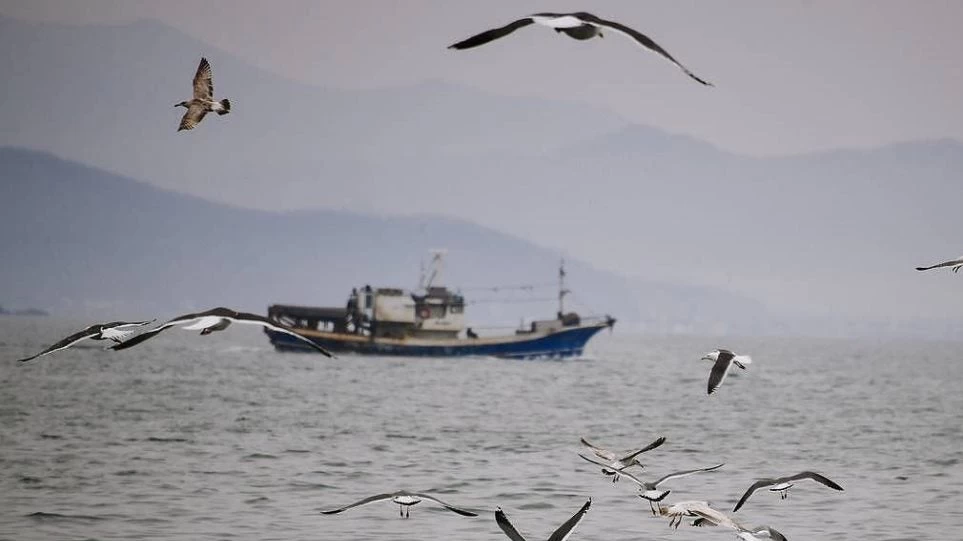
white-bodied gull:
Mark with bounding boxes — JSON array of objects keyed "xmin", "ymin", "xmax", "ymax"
[
  {"xmin": 320, "ymin": 490, "xmax": 476, "ymax": 518},
  {"xmin": 579, "ymin": 435, "xmax": 665, "ymax": 481},
  {"xmin": 579, "ymin": 454, "xmax": 723, "ymax": 513},
  {"xmin": 109, "ymin": 307, "xmax": 333, "ymax": 357},
  {"xmin": 684, "ymin": 502, "xmax": 789, "ymax": 540},
  {"xmin": 175, "ymin": 57, "xmax": 231, "ymax": 131},
  {"xmin": 732, "ymin": 471, "xmax": 843, "ymax": 512},
  {"xmin": 448, "ymin": 12, "xmax": 712, "ymax": 86},
  {"xmin": 915, "ymin": 255, "xmax": 963, "ymax": 273},
  {"xmin": 17, "ymin": 320, "xmax": 154, "ymax": 363},
  {"xmin": 656, "ymin": 500, "xmax": 720, "ymax": 529},
  {"xmin": 701, "ymin": 349, "xmax": 752, "ymax": 395},
  {"xmin": 496, "ymin": 498, "xmax": 591, "ymax": 541}
]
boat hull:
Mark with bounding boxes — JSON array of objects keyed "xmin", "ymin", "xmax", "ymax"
[{"xmin": 265, "ymin": 323, "xmax": 608, "ymax": 359}]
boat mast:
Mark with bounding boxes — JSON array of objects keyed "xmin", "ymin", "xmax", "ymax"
[
  {"xmin": 558, "ymin": 257, "xmax": 569, "ymax": 317},
  {"xmin": 425, "ymin": 249, "xmax": 446, "ymax": 290}
]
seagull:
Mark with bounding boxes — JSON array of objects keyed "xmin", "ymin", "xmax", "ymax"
[
  {"xmin": 735, "ymin": 527, "xmax": 790, "ymax": 541},
  {"xmin": 448, "ymin": 12, "xmax": 712, "ymax": 86},
  {"xmin": 109, "ymin": 307, "xmax": 333, "ymax": 357},
  {"xmin": 732, "ymin": 471, "xmax": 843, "ymax": 512},
  {"xmin": 701, "ymin": 349, "xmax": 752, "ymax": 395},
  {"xmin": 915, "ymin": 255, "xmax": 963, "ymax": 273},
  {"xmin": 320, "ymin": 490, "xmax": 477, "ymax": 518},
  {"xmin": 496, "ymin": 498, "xmax": 591, "ymax": 541},
  {"xmin": 175, "ymin": 57, "xmax": 231, "ymax": 131},
  {"xmin": 683, "ymin": 503, "xmax": 789, "ymax": 540},
  {"xmin": 579, "ymin": 435, "xmax": 665, "ymax": 481},
  {"xmin": 578, "ymin": 454, "xmax": 723, "ymax": 514},
  {"xmin": 16, "ymin": 320, "xmax": 154, "ymax": 363},
  {"xmin": 655, "ymin": 500, "xmax": 720, "ymax": 529}
]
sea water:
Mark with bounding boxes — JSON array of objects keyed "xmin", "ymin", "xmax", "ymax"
[{"xmin": 1, "ymin": 317, "xmax": 961, "ymax": 540}]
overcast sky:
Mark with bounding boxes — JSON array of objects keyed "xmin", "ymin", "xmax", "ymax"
[
  {"xmin": 3, "ymin": 0, "xmax": 962, "ymax": 157},
  {"xmin": 1, "ymin": 0, "xmax": 961, "ymax": 328}
]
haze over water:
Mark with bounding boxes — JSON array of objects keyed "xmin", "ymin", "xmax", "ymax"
[{"xmin": 2, "ymin": 317, "xmax": 961, "ymax": 540}]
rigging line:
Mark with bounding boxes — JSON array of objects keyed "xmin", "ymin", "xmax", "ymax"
[
  {"xmin": 466, "ymin": 297, "xmax": 557, "ymax": 305},
  {"xmin": 457, "ymin": 282, "xmax": 557, "ymax": 292}
]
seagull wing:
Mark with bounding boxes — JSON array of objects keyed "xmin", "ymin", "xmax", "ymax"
[
  {"xmin": 17, "ymin": 325, "xmax": 102, "ymax": 363},
  {"xmin": 784, "ymin": 471, "xmax": 844, "ymax": 491},
  {"xmin": 110, "ymin": 320, "xmax": 156, "ymax": 330},
  {"xmin": 653, "ymin": 463, "xmax": 725, "ymax": 487},
  {"xmin": 412, "ymin": 493, "xmax": 478, "ymax": 516},
  {"xmin": 745, "ymin": 526, "xmax": 788, "ymax": 541},
  {"xmin": 580, "ymin": 437, "xmax": 617, "ymax": 461},
  {"xmin": 732, "ymin": 478, "xmax": 778, "ymax": 512},
  {"xmin": 689, "ymin": 507, "xmax": 742, "ymax": 530},
  {"xmin": 99, "ymin": 320, "xmax": 157, "ymax": 342},
  {"xmin": 577, "ymin": 454, "xmax": 646, "ymax": 487},
  {"xmin": 619, "ymin": 435, "xmax": 667, "ymax": 462},
  {"xmin": 109, "ymin": 311, "xmax": 214, "ymax": 351},
  {"xmin": 192, "ymin": 57, "xmax": 214, "ymax": 100},
  {"xmin": 229, "ymin": 311, "xmax": 335, "ymax": 357},
  {"xmin": 547, "ymin": 498, "xmax": 591, "ymax": 541},
  {"xmin": 575, "ymin": 13, "xmax": 712, "ymax": 86},
  {"xmin": 495, "ymin": 508, "xmax": 528, "ymax": 541},
  {"xmin": 915, "ymin": 256, "xmax": 963, "ymax": 271},
  {"xmin": 707, "ymin": 351, "xmax": 735, "ymax": 395},
  {"xmin": 448, "ymin": 17, "xmax": 535, "ymax": 50},
  {"xmin": 320, "ymin": 492, "xmax": 399, "ymax": 514},
  {"xmin": 178, "ymin": 103, "xmax": 208, "ymax": 131}
]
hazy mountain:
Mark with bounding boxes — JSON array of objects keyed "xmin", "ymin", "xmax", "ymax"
[
  {"xmin": 0, "ymin": 147, "xmax": 778, "ymax": 335},
  {"xmin": 1, "ymin": 15, "xmax": 961, "ymax": 338},
  {"xmin": 0, "ymin": 15, "xmax": 626, "ymax": 208}
]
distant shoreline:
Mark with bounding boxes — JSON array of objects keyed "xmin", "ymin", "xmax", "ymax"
[{"xmin": 0, "ymin": 306, "xmax": 49, "ymax": 317}]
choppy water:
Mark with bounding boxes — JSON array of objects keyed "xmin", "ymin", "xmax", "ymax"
[{"xmin": 1, "ymin": 317, "xmax": 961, "ymax": 541}]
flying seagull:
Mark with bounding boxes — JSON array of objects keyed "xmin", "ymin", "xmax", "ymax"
[
  {"xmin": 16, "ymin": 320, "xmax": 154, "ymax": 363},
  {"xmin": 915, "ymin": 255, "xmax": 963, "ymax": 273},
  {"xmin": 579, "ymin": 435, "xmax": 665, "ymax": 481},
  {"xmin": 109, "ymin": 307, "xmax": 333, "ymax": 357},
  {"xmin": 320, "ymin": 490, "xmax": 477, "ymax": 518},
  {"xmin": 683, "ymin": 502, "xmax": 789, "ymax": 541},
  {"xmin": 655, "ymin": 500, "xmax": 720, "ymax": 529},
  {"xmin": 496, "ymin": 498, "xmax": 591, "ymax": 541},
  {"xmin": 732, "ymin": 471, "xmax": 843, "ymax": 512},
  {"xmin": 175, "ymin": 57, "xmax": 231, "ymax": 131},
  {"xmin": 578, "ymin": 454, "xmax": 723, "ymax": 514},
  {"xmin": 701, "ymin": 349, "xmax": 752, "ymax": 395},
  {"xmin": 448, "ymin": 12, "xmax": 712, "ymax": 86}
]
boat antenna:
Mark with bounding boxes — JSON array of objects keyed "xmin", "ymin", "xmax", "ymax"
[{"xmin": 558, "ymin": 257, "xmax": 570, "ymax": 317}]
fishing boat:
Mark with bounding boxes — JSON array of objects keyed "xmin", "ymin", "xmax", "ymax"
[{"xmin": 263, "ymin": 252, "xmax": 614, "ymax": 359}]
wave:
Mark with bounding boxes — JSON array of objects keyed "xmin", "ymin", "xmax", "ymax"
[
  {"xmin": 145, "ymin": 436, "xmax": 190, "ymax": 443},
  {"xmin": 26, "ymin": 511, "xmax": 108, "ymax": 522},
  {"xmin": 243, "ymin": 453, "xmax": 278, "ymax": 460}
]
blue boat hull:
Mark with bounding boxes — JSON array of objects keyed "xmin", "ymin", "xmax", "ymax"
[{"xmin": 265, "ymin": 323, "xmax": 608, "ymax": 359}]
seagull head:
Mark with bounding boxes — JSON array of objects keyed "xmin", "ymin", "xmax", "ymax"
[
  {"xmin": 199, "ymin": 327, "xmax": 214, "ymax": 335},
  {"xmin": 701, "ymin": 350, "xmax": 720, "ymax": 361},
  {"xmin": 174, "ymin": 101, "xmax": 188, "ymax": 108}
]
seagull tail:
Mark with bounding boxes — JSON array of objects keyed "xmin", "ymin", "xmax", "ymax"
[
  {"xmin": 217, "ymin": 99, "xmax": 231, "ymax": 115},
  {"xmin": 735, "ymin": 355, "xmax": 752, "ymax": 366}
]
